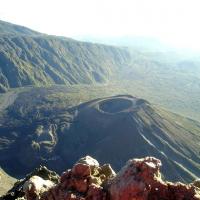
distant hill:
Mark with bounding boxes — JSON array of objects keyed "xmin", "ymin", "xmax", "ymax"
[
  {"xmin": 0, "ymin": 20, "xmax": 132, "ymax": 92},
  {"xmin": 0, "ymin": 34, "xmax": 131, "ymax": 92},
  {"xmin": 1, "ymin": 88, "xmax": 200, "ymax": 183},
  {"xmin": 75, "ymin": 35, "xmax": 170, "ymax": 51}
]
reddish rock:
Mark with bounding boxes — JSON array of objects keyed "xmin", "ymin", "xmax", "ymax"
[
  {"xmin": 86, "ymin": 184, "xmax": 106, "ymax": 200},
  {"xmin": 72, "ymin": 163, "xmax": 91, "ymax": 177},
  {"xmin": 60, "ymin": 169, "xmax": 72, "ymax": 183},
  {"xmin": 64, "ymin": 193, "xmax": 85, "ymax": 200},
  {"xmin": 22, "ymin": 156, "xmax": 200, "ymax": 200},
  {"xmin": 71, "ymin": 177, "xmax": 88, "ymax": 193},
  {"xmin": 108, "ymin": 157, "xmax": 200, "ymax": 200}
]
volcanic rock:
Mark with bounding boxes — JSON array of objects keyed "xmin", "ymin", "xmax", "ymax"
[
  {"xmin": 108, "ymin": 157, "xmax": 200, "ymax": 200},
  {"xmin": 23, "ymin": 176, "xmax": 54, "ymax": 199},
  {"xmin": 2, "ymin": 156, "xmax": 200, "ymax": 200},
  {"xmin": 1, "ymin": 166, "xmax": 59, "ymax": 200},
  {"xmin": 193, "ymin": 180, "xmax": 200, "ymax": 188}
]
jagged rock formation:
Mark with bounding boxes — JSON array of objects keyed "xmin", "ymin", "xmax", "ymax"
[
  {"xmin": 108, "ymin": 157, "xmax": 200, "ymax": 200},
  {"xmin": 2, "ymin": 156, "xmax": 200, "ymax": 200},
  {"xmin": 23, "ymin": 176, "xmax": 55, "ymax": 200},
  {"xmin": 1, "ymin": 166, "xmax": 59, "ymax": 200}
]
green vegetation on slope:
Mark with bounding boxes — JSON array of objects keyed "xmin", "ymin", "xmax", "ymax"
[
  {"xmin": 0, "ymin": 33, "xmax": 131, "ymax": 91},
  {"xmin": 0, "ymin": 20, "xmax": 40, "ymax": 36}
]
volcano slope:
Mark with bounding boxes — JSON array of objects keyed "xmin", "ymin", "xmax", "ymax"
[
  {"xmin": 0, "ymin": 167, "xmax": 16, "ymax": 196},
  {"xmin": 1, "ymin": 91, "xmax": 200, "ymax": 183}
]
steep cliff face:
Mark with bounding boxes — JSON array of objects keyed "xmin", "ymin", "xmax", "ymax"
[{"xmin": 2, "ymin": 156, "xmax": 200, "ymax": 200}]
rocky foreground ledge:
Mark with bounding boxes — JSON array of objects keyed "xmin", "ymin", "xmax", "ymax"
[{"xmin": 2, "ymin": 156, "xmax": 200, "ymax": 200}]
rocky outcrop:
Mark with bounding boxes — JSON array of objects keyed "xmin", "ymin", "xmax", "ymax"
[
  {"xmin": 2, "ymin": 156, "xmax": 200, "ymax": 200},
  {"xmin": 23, "ymin": 176, "xmax": 54, "ymax": 200},
  {"xmin": 35, "ymin": 156, "xmax": 115, "ymax": 200},
  {"xmin": 193, "ymin": 180, "xmax": 200, "ymax": 189},
  {"xmin": 1, "ymin": 166, "xmax": 59, "ymax": 200},
  {"xmin": 108, "ymin": 157, "xmax": 200, "ymax": 200}
]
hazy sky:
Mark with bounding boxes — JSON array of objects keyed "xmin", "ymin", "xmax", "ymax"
[{"xmin": 1, "ymin": 0, "xmax": 200, "ymax": 49}]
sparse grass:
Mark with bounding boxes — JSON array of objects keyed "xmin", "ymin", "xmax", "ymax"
[{"xmin": 0, "ymin": 167, "xmax": 16, "ymax": 196}]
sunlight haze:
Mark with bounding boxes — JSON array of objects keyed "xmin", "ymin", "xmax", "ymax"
[{"xmin": 1, "ymin": 0, "xmax": 200, "ymax": 49}]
